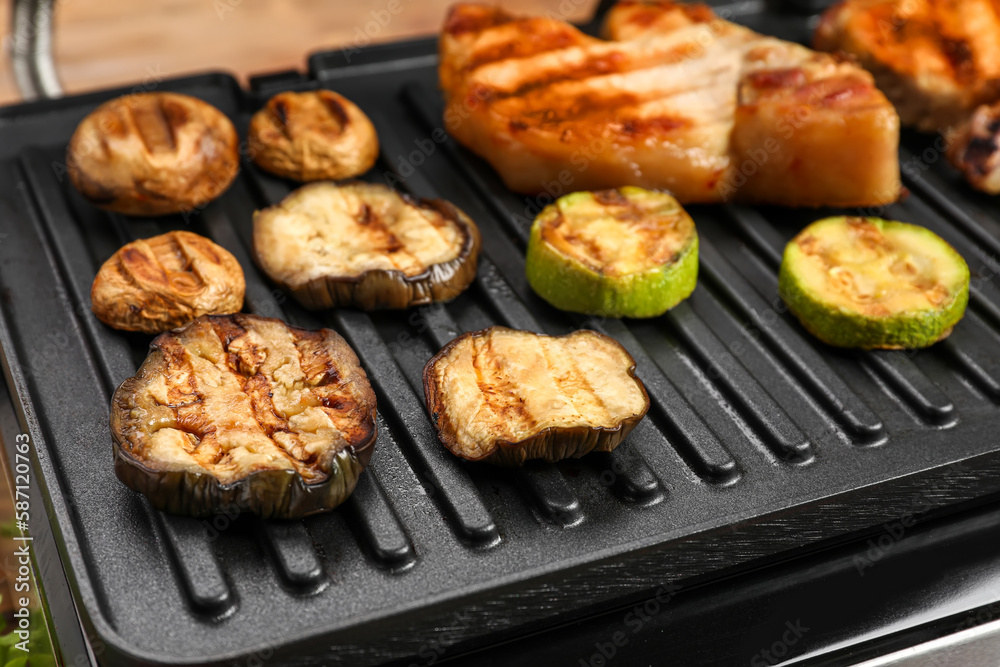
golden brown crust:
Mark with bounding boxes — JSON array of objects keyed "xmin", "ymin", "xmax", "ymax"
[
  {"xmin": 814, "ymin": 0, "xmax": 1000, "ymax": 132},
  {"xmin": 67, "ymin": 92, "xmax": 239, "ymax": 216},
  {"xmin": 439, "ymin": 1, "xmax": 901, "ymax": 207},
  {"xmin": 248, "ymin": 90, "xmax": 379, "ymax": 182},
  {"xmin": 253, "ymin": 181, "xmax": 482, "ymax": 310},
  {"xmin": 423, "ymin": 326, "xmax": 650, "ymax": 466},
  {"xmin": 91, "ymin": 231, "xmax": 245, "ymax": 334},
  {"xmin": 111, "ymin": 314, "xmax": 377, "ymax": 486}
]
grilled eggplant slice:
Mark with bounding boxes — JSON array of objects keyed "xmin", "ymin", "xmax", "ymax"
[
  {"xmin": 91, "ymin": 230, "xmax": 245, "ymax": 334},
  {"xmin": 525, "ymin": 187, "xmax": 698, "ymax": 318},
  {"xmin": 248, "ymin": 90, "xmax": 379, "ymax": 182},
  {"xmin": 254, "ymin": 182, "xmax": 481, "ymax": 310},
  {"xmin": 111, "ymin": 313, "xmax": 377, "ymax": 518},
  {"xmin": 423, "ymin": 327, "xmax": 649, "ymax": 466},
  {"xmin": 67, "ymin": 92, "xmax": 239, "ymax": 216},
  {"xmin": 779, "ymin": 217, "xmax": 969, "ymax": 349}
]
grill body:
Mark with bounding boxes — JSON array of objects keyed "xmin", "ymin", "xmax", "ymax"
[{"xmin": 2, "ymin": 3, "xmax": 1000, "ymax": 665}]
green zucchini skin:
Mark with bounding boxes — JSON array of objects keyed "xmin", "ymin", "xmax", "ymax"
[
  {"xmin": 778, "ymin": 217, "xmax": 970, "ymax": 350},
  {"xmin": 525, "ymin": 189, "xmax": 699, "ymax": 319}
]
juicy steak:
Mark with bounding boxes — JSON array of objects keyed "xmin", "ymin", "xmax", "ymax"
[
  {"xmin": 440, "ymin": 1, "xmax": 902, "ymax": 207},
  {"xmin": 815, "ymin": 0, "xmax": 1000, "ymax": 133}
]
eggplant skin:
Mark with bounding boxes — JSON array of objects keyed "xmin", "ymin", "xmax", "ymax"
[
  {"xmin": 110, "ymin": 313, "xmax": 377, "ymax": 519},
  {"xmin": 253, "ymin": 182, "xmax": 482, "ymax": 310},
  {"xmin": 67, "ymin": 92, "xmax": 239, "ymax": 216},
  {"xmin": 113, "ymin": 444, "xmax": 368, "ymax": 519},
  {"xmin": 423, "ymin": 326, "xmax": 650, "ymax": 466}
]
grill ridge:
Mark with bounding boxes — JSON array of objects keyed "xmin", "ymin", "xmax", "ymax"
[
  {"xmin": 3, "ymin": 18, "xmax": 1000, "ymax": 662},
  {"xmin": 18, "ymin": 147, "xmax": 240, "ymax": 617}
]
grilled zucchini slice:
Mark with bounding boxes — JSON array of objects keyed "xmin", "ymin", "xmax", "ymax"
[
  {"xmin": 111, "ymin": 313, "xmax": 377, "ymax": 518},
  {"xmin": 423, "ymin": 326, "xmax": 649, "ymax": 466},
  {"xmin": 254, "ymin": 182, "xmax": 481, "ymax": 310},
  {"xmin": 779, "ymin": 217, "xmax": 969, "ymax": 350},
  {"xmin": 525, "ymin": 187, "xmax": 698, "ymax": 318}
]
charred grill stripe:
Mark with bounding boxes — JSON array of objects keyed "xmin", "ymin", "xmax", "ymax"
[
  {"xmin": 567, "ymin": 346, "xmax": 609, "ymax": 418},
  {"xmin": 272, "ymin": 99, "xmax": 292, "ymax": 140},
  {"xmin": 320, "ymin": 92, "xmax": 350, "ymax": 129},
  {"xmin": 354, "ymin": 202, "xmax": 415, "ymax": 272},
  {"xmin": 130, "ymin": 96, "xmax": 178, "ymax": 155},
  {"xmin": 148, "ymin": 234, "xmax": 206, "ymax": 292}
]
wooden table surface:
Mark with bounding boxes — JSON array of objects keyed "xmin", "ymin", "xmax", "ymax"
[{"xmin": 0, "ymin": 0, "xmax": 597, "ymax": 105}]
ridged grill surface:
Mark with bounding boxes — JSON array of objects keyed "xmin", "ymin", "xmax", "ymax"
[{"xmin": 2, "ymin": 5, "xmax": 1000, "ymax": 666}]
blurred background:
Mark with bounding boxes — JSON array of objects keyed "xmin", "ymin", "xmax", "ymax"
[{"xmin": 0, "ymin": 0, "xmax": 597, "ymax": 104}]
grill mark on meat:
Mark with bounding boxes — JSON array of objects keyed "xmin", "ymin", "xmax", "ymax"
[
  {"xmin": 130, "ymin": 96, "xmax": 178, "ymax": 155},
  {"xmin": 747, "ymin": 68, "xmax": 807, "ymax": 89},
  {"xmin": 465, "ymin": 24, "xmax": 578, "ymax": 71},
  {"xmin": 512, "ymin": 92, "xmax": 643, "ymax": 126},
  {"xmin": 474, "ymin": 51, "xmax": 629, "ymax": 100}
]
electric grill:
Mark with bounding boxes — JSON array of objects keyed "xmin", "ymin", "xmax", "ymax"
[{"xmin": 3, "ymin": 1, "xmax": 1000, "ymax": 665}]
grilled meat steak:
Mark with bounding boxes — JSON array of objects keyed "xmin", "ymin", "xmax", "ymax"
[
  {"xmin": 947, "ymin": 101, "xmax": 1000, "ymax": 194},
  {"xmin": 67, "ymin": 92, "xmax": 239, "ymax": 216},
  {"xmin": 423, "ymin": 327, "xmax": 650, "ymax": 465},
  {"xmin": 439, "ymin": 1, "xmax": 902, "ymax": 207},
  {"xmin": 111, "ymin": 313, "xmax": 377, "ymax": 518},
  {"xmin": 248, "ymin": 90, "xmax": 379, "ymax": 182},
  {"xmin": 253, "ymin": 181, "xmax": 481, "ymax": 310},
  {"xmin": 815, "ymin": 0, "xmax": 1000, "ymax": 133},
  {"xmin": 91, "ymin": 230, "xmax": 245, "ymax": 334}
]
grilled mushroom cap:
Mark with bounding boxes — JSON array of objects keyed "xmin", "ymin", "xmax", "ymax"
[
  {"xmin": 67, "ymin": 92, "xmax": 239, "ymax": 216},
  {"xmin": 253, "ymin": 181, "xmax": 482, "ymax": 310},
  {"xmin": 248, "ymin": 90, "xmax": 379, "ymax": 182},
  {"xmin": 91, "ymin": 231, "xmax": 245, "ymax": 334},
  {"xmin": 423, "ymin": 326, "xmax": 650, "ymax": 466},
  {"xmin": 111, "ymin": 314, "xmax": 377, "ymax": 518}
]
